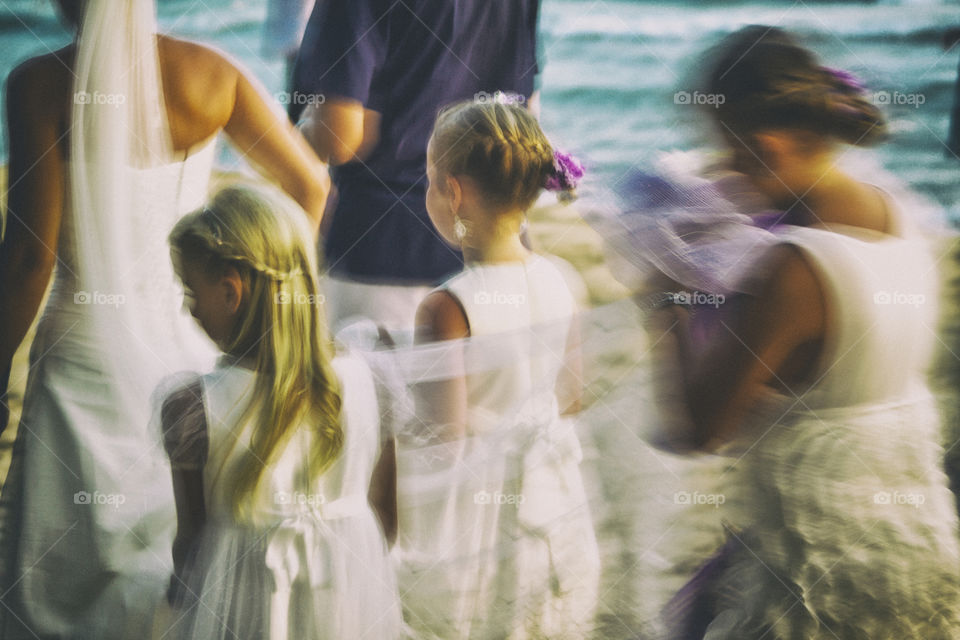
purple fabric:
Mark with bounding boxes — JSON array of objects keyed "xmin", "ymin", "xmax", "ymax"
[
  {"xmin": 587, "ymin": 168, "xmax": 782, "ymax": 296},
  {"xmin": 662, "ymin": 536, "xmax": 740, "ymax": 639}
]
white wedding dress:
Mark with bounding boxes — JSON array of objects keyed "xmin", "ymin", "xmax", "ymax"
[
  {"xmin": 0, "ymin": 139, "xmax": 219, "ymax": 639},
  {"xmin": 0, "ymin": 3, "xmax": 221, "ymax": 635}
]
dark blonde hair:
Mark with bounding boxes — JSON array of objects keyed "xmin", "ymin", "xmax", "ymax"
[
  {"xmin": 169, "ymin": 184, "xmax": 342, "ymax": 521},
  {"xmin": 705, "ymin": 26, "xmax": 887, "ymax": 146},
  {"xmin": 430, "ymin": 100, "xmax": 555, "ymax": 211}
]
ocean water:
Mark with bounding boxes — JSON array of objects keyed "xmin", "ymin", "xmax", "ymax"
[{"xmin": 2, "ymin": 0, "xmax": 960, "ymax": 220}]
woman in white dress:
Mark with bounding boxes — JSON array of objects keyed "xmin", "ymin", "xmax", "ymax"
[
  {"xmin": 0, "ymin": 1, "xmax": 328, "ymax": 637},
  {"xmin": 654, "ymin": 27, "xmax": 960, "ymax": 638},
  {"xmin": 387, "ymin": 99, "xmax": 599, "ymax": 639},
  {"xmin": 160, "ymin": 185, "xmax": 400, "ymax": 639}
]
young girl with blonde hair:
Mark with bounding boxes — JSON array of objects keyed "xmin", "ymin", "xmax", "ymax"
[
  {"xmin": 159, "ymin": 184, "xmax": 401, "ymax": 639},
  {"xmin": 393, "ymin": 99, "xmax": 600, "ymax": 639}
]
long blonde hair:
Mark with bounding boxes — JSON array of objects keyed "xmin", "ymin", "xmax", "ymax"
[{"xmin": 169, "ymin": 184, "xmax": 342, "ymax": 520}]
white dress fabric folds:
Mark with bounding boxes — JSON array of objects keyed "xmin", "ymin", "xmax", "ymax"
[
  {"xmin": 0, "ymin": 2, "xmax": 219, "ymax": 636},
  {"xmin": 160, "ymin": 355, "xmax": 402, "ymax": 640},
  {"xmin": 695, "ymin": 224, "xmax": 960, "ymax": 639},
  {"xmin": 351, "ymin": 255, "xmax": 601, "ymax": 640}
]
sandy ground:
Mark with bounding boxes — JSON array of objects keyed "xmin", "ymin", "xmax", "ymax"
[{"xmin": 2, "ymin": 167, "xmax": 960, "ymax": 638}]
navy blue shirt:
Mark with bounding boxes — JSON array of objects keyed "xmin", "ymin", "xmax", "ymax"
[{"xmin": 294, "ymin": 0, "xmax": 541, "ymax": 283}]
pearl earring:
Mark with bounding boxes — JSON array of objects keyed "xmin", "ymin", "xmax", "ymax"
[{"xmin": 454, "ymin": 215, "xmax": 468, "ymax": 241}]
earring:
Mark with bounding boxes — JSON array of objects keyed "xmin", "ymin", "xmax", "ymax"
[{"xmin": 454, "ymin": 215, "xmax": 468, "ymax": 242}]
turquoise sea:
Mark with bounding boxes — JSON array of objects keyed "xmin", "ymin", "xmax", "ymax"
[{"xmin": 2, "ymin": 0, "xmax": 960, "ymax": 219}]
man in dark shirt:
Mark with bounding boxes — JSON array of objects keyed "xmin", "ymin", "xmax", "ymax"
[{"xmin": 293, "ymin": 0, "xmax": 541, "ymax": 335}]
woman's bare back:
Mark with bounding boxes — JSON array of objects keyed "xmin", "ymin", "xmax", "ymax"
[
  {"xmin": 19, "ymin": 36, "xmax": 270, "ymax": 157},
  {"xmin": 1, "ymin": 30, "xmax": 327, "ymax": 384}
]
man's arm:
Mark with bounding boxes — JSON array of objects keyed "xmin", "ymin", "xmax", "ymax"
[
  {"xmin": 292, "ymin": 0, "xmax": 387, "ymax": 166},
  {"xmin": 297, "ymin": 99, "xmax": 382, "ymax": 166}
]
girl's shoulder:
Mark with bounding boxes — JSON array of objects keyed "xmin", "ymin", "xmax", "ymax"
[
  {"xmin": 536, "ymin": 253, "xmax": 587, "ymax": 306},
  {"xmin": 155, "ymin": 370, "xmax": 205, "ymax": 414}
]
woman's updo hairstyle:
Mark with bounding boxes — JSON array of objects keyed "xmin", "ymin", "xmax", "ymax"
[
  {"xmin": 430, "ymin": 100, "xmax": 556, "ymax": 212},
  {"xmin": 704, "ymin": 26, "xmax": 887, "ymax": 146}
]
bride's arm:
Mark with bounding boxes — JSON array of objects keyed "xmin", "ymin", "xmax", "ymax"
[
  {"xmin": 368, "ymin": 437, "xmax": 397, "ymax": 547},
  {"xmin": 0, "ymin": 56, "xmax": 67, "ymax": 406},
  {"xmin": 223, "ymin": 68, "xmax": 331, "ymax": 231},
  {"xmin": 160, "ymin": 37, "xmax": 330, "ymax": 232}
]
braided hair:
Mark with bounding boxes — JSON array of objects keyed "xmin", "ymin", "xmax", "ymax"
[
  {"xmin": 430, "ymin": 100, "xmax": 556, "ymax": 212},
  {"xmin": 169, "ymin": 184, "xmax": 343, "ymax": 522}
]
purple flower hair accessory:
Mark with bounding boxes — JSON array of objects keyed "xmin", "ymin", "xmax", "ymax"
[
  {"xmin": 822, "ymin": 66, "xmax": 866, "ymax": 94},
  {"xmin": 545, "ymin": 150, "xmax": 585, "ymax": 201}
]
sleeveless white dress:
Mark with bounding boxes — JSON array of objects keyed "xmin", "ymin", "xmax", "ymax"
[
  {"xmin": 0, "ymin": 141, "xmax": 219, "ymax": 639},
  {"xmin": 394, "ymin": 255, "xmax": 600, "ymax": 639},
  {"xmin": 699, "ymin": 224, "xmax": 960, "ymax": 638},
  {"xmin": 162, "ymin": 355, "xmax": 402, "ymax": 640}
]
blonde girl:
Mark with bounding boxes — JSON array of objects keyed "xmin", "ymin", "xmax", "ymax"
[
  {"xmin": 160, "ymin": 184, "xmax": 400, "ymax": 639},
  {"xmin": 393, "ymin": 100, "xmax": 599, "ymax": 639}
]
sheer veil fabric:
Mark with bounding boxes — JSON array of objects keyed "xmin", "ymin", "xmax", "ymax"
[{"xmin": 0, "ymin": 1, "xmax": 217, "ymax": 637}]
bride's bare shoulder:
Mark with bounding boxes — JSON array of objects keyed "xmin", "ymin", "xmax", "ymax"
[
  {"xmin": 155, "ymin": 36, "xmax": 242, "ymax": 146},
  {"xmin": 7, "ymin": 45, "xmax": 75, "ymax": 106},
  {"xmin": 156, "ymin": 36, "xmax": 239, "ymax": 84}
]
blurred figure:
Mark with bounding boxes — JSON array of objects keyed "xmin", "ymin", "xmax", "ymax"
[
  {"xmin": 0, "ymin": 0, "xmax": 327, "ymax": 636},
  {"xmin": 651, "ymin": 26, "xmax": 960, "ymax": 639},
  {"xmin": 293, "ymin": 0, "xmax": 542, "ymax": 338}
]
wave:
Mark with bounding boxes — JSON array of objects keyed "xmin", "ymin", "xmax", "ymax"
[{"xmin": 543, "ymin": 3, "xmax": 960, "ymax": 43}]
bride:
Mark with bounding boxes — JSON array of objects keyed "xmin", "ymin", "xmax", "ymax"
[{"xmin": 0, "ymin": 1, "xmax": 328, "ymax": 637}]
